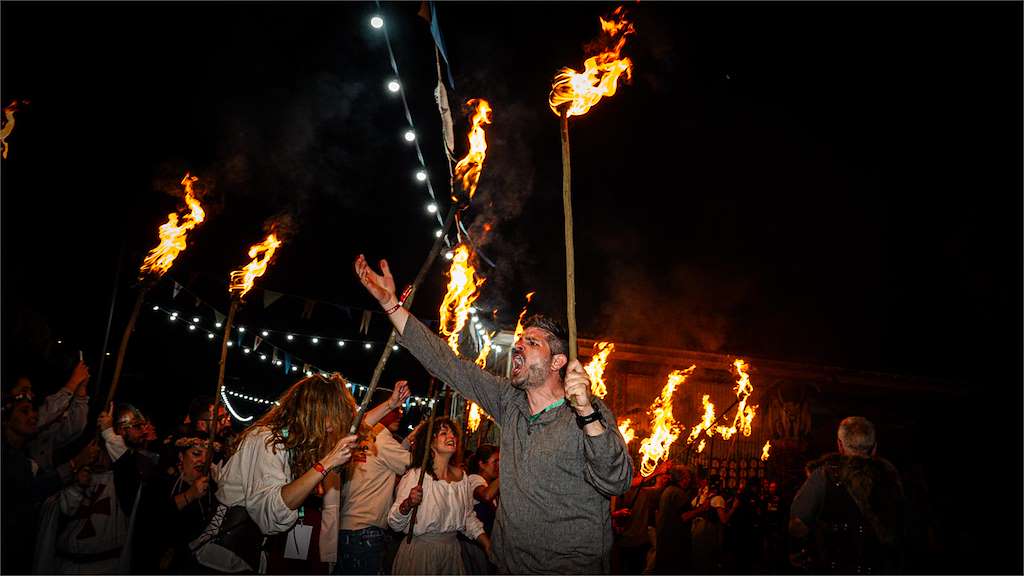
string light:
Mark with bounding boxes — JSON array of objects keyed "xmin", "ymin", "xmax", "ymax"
[
  {"xmin": 239, "ymin": 326, "xmax": 246, "ymax": 333},
  {"xmin": 370, "ymin": 15, "xmax": 384, "ymax": 29},
  {"xmin": 216, "ymin": 322, "xmax": 223, "ymax": 328},
  {"xmin": 262, "ymin": 330, "xmax": 269, "ymax": 337},
  {"xmin": 392, "ymin": 345, "xmax": 399, "ymax": 351},
  {"xmin": 207, "ymin": 333, "xmax": 214, "ymax": 339},
  {"xmin": 387, "ymin": 80, "xmax": 401, "ymax": 93},
  {"xmin": 152, "ymin": 306, "xmax": 159, "ymax": 311},
  {"xmin": 286, "ymin": 334, "xmax": 294, "ymax": 341},
  {"xmin": 221, "ymin": 387, "xmax": 254, "ymax": 422},
  {"xmin": 192, "ymin": 316, "xmax": 200, "ymax": 323},
  {"xmin": 364, "ymin": 343, "xmax": 372, "ymax": 349},
  {"xmin": 435, "ymin": 229, "xmax": 443, "ymax": 238},
  {"xmin": 416, "ymin": 170, "xmax": 427, "ymax": 182},
  {"xmin": 311, "ymin": 337, "xmax": 319, "ymax": 344},
  {"xmin": 244, "ymin": 348, "xmax": 251, "ymax": 354},
  {"xmin": 227, "ymin": 341, "xmax": 234, "ymax": 347},
  {"xmin": 260, "ymin": 354, "xmax": 267, "ymax": 361},
  {"xmin": 403, "ymin": 130, "xmax": 416, "ymax": 142},
  {"xmin": 444, "ymin": 251, "xmax": 454, "ymax": 260},
  {"xmin": 337, "ymin": 340, "xmax": 345, "ymax": 347},
  {"xmin": 189, "ymin": 324, "xmax": 196, "ymax": 330},
  {"xmin": 426, "ymin": 203, "xmax": 438, "ymax": 214}
]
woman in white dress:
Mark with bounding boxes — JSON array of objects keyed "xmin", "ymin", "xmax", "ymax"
[{"xmin": 389, "ymin": 417, "xmax": 492, "ymax": 574}]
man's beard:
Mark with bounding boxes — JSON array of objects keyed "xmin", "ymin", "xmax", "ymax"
[{"xmin": 511, "ymin": 364, "xmax": 545, "ymax": 390}]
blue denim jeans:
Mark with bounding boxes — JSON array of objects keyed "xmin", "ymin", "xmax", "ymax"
[{"xmin": 334, "ymin": 526, "xmax": 387, "ymax": 575}]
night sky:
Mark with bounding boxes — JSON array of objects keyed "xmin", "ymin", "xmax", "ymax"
[{"xmin": 2, "ymin": 1, "xmax": 1022, "ymax": 570}]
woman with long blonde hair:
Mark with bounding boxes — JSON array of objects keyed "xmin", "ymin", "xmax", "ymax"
[{"xmin": 192, "ymin": 373, "xmax": 359, "ymax": 573}]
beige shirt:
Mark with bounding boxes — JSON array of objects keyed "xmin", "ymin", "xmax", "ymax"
[{"xmin": 340, "ymin": 427, "xmax": 410, "ymax": 531}]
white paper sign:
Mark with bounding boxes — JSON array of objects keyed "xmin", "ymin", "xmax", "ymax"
[{"xmin": 283, "ymin": 524, "xmax": 313, "ymax": 560}]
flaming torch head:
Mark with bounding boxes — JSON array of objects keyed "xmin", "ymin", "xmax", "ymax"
[
  {"xmin": 1, "ymin": 100, "xmax": 29, "ymax": 159},
  {"xmin": 584, "ymin": 341, "xmax": 615, "ymax": 398},
  {"xmin": 549, "ymin": 6, "xmax": 634, "ymax": 118},
  {"xmin": 617, "ymin": 418, "xmax": 635, "ymax": 444},
  {"xmin": 467, "ymin": 402, "xmax": 483, "ymax": 433},
  {"xmin": 229, "ymin": 230, "xmax": 282, "ymax": 300},
  {"xmin": 513, "ymin": 291, "xmax": 536, "ymax": 343},
  {"xmin": 638, "ymin": 365, "xmax": 695, "ymax": 476},
  {"xmin": 139, "ymin": 173, "xmax": 207, "ymax": 280},
  {"xmin": 761, "ymin": 440, "xmax": 771, "ymax": 461},
  {"xmin": 439, "ymin": 244, "xmax": 484, "ymax": 354},
  {"xmin": 453, "ymin": 99, "xmax": 493, "ymax": 200}
]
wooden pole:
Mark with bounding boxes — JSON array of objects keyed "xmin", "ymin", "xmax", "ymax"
[
  {"xmin": 407, "ymin": 379, "xmax": 442, "ymax": 543},
  {"xmin": 559, "ymin": 107, "xmax": 577, "ymax": 362},
  {"xmin": 209, "ymin": 298, "xmax": 240, "ymax": 453},
  {"xmin": 349, "ymin": 206, "xmax": 459, "ymax": 436},
  {"xmin": 104, "ymin": 287, "xmax": 148, "ymax": 407}
]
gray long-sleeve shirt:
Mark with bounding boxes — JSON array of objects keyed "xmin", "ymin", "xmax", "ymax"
[{"xmin": 398, "ymin": 316, "xmax": 633, "ymax": 573}]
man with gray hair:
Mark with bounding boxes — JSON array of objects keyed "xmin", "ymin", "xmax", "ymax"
[{"xmin": 789, "ymin": 416, "xmax": 906, "ymax": 573}]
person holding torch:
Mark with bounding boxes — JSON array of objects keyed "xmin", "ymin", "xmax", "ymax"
[{"xmin": 355, "ymin": 255, "xmax": 633, "ymax": 573}]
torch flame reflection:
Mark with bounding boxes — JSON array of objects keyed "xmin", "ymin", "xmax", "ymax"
[{"xmin": 761, "ymin": 440, "xmax": 771, "ymax": 461}]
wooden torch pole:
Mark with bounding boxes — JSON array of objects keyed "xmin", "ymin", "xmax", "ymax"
[
  {"xmin": 209, "ymin": 298, "xmax": 240, "ymax": 452},
  {"xmin": 104, "ymin": 287, "xmax": 148, "ymax": 407},
  {"xmin": 559, "ymin": 106, "xmax": 577, "ymax": 362}
]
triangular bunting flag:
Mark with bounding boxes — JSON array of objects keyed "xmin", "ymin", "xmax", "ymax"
[
  {"xmin": 253, "ymin": 336, "xmax": 263, "ymax": 351},
  {"xmin": 214, "ymin": 310, "xmax": 225, "ymax": 326},
  {"xmin": 284, "ymin": 353, "xmax": 291, "ymax": 375},
  {"xmin": 172, "ymin": 282, "xmax": 182, "ymax": 299},
  {"xmin": 263, "ymin": 289, "xmax": 284, "ymax": 309},
  {"xmin": 359, "ymin": 310, "xmax": 372, "ymax": 335},
  {"xmin": 435, "ymin": 76, "xmax": 455, "ymax": 158},
  {"xmin": 301, "ymin": 299, "xmax": 316, "ymax": 320}
]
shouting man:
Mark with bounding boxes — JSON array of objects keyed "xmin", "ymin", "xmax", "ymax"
[{"xmin": 355, "ymin": 255, "xmax": 633, "ymax": 573}]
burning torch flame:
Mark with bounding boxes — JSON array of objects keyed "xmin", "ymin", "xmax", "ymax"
[
  {"xmin": 512, "ymin": 291, "xmax": 536, "ymax": 343},
  {"xmin": 453, "ymin": 99, "xmax": 493, "ymax": 199},
  {"xmin": 0, "ymin": 100, "xmax": 29, "ymax": 159},
  {"xmin": 710, "ymin": 359, "xmax": 758, "ymax": 441},
  {"xmin": 584, "ymin": 341, "xmax": 615, "ymax": 398},
  {"xmin": 697, "ymin": 438, "xmax": 707, "ymax": 453},
  {"xmin": 439, "ymin": 244, "xmax": 484, "ymax": 354},
  {"xmin": 549, "ymin": 6, "xmax": 634, "ymax": 118},
  {"xmin": 475, "ymin": 331, "xmax": 495, "ymax": 367},
  {"xmin": 688, "ymin": 394, "xmax": 717, "ymax": 444},
  {"xmin": 618, "ymin": 418, "xmax": 635, "ymax": 444},
  {"xmin": 229, "ymin": 232, "xmax": 282, "ymax": 299},
  {"xmin": 761, "ymin": 440, "xmax": 771, "ymax": 461},
  {"xmin": 638, "ymin": 365, "xmax": 696, "ymax": 477},
  {"xmin": 139, "ymin": 173, "xmax": 207, "ymax": 279},
  {"xmin": 467, "ymin": 402, "xmax": 483, "ymax": 433}
]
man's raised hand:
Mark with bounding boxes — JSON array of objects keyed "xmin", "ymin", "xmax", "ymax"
[
  {"xmin": 564, "ymin": 359, "xmax": 594, "ymax": 415},
  {"xmin": 389, "ymin": 380, "xmax": 411, "ymax": 410},
  {"xmin": 354, "ymin": 254, "xmax": 396, "ymax": 307}
]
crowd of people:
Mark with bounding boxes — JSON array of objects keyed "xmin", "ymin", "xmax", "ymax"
[{"xmin": 0, "ymin": 255, "xmax": 908, "ymax": 574}]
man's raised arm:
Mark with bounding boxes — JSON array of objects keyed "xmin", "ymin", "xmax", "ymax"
[{"xmin": 354, "ymin": 255, "xmax": 505, "ymax": 420}]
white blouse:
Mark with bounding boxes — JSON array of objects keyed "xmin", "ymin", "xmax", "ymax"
[
  {"xmin": 388, "ymin": 468, "xmax": 485, "ymax": 540},
  {"xmin": 214, "ymin": 426, "xmax": 298, "ymax": 535}
]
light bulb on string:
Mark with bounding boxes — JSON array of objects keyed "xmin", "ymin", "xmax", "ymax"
[
  {"xmin": 216, "ymin": 322, "xmax": 223, "ymax": 328},
  {"xmin": 287, "ymin": 334, "xmax": 294, "ymax": 341},
  {"xmin": 227, "ymin": 341, "xmax": 234, "ymax": 347},
  {"xmin": 192, "ymin": 317, "xmax": 200, "ymax": 323},
  {"xmin": 370, "ymin": 15, "xmax": 383, "ymax": 29},
  {"xmin": 387, "ymin": 80, "xmax": 401, "ymax": 93},
  {"xmin": 444, "ymin": 251, "xmax": 454, "ymax": 260},
  {"xmin": 392, "ymin": 345, "xmax": 399, "ymax": 351},
  {"xmin": 239, "ymin": 327, "xmax": 246, "ymax": 333},
  {"xmin": 435, "ymin": 229, "xmax": 443, "ymax": 238},
  {"xmin": 312, "ymin": 337, "xmax": 319, "ymax": 344},
  {"xmin": 337, "ymin": 340, "xmax": 345, "ymax": 347},
  {"xmin": 189, "ymin": 324, "xmax": 196, "ymax": 331},
  {"xmin": 403, "ymin": 130, "xmax": 416, "ymax": 142},
  {"xmin": 207, "ymin": 333, "xmax": 214, "ymax": 339},
  {"xmin": 262, "ymin": 330, "xmax": 269, "ymax": 337},
  {"xmin": 364, "ymin": 343, "xmax": 372, "ymax": 349},
  {"xmin": 152, "ymin": 306, "xmax": 159, "ymax": 311},
  {"xmin": 426, "ymin": 203, "xmax": 438, "ymax": 214},
  {"xmin": 415, "ymin": 170, "xmax": 427, "ymax": 182},
  {"xmin": 244, "ymin": 348, "xmax": 251, "ymax": 354},
  {"xmin": 260, "ymin": 354, "xmax": 267, "ymax": 361}
]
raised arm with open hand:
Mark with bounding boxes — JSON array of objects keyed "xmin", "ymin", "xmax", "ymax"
[{"xmin": 355, "ymin": 254, "xmax": 410, "ymax": 334}]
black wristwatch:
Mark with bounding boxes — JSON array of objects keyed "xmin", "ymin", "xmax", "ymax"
[{"xmin": 576, "ymin": 407, "xmax": 605, "ymax": 429}]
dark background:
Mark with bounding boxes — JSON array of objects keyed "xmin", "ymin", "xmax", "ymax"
[{"xmin": 3, "ymin": 2, "xmax": 1021, "ymax": 571}]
